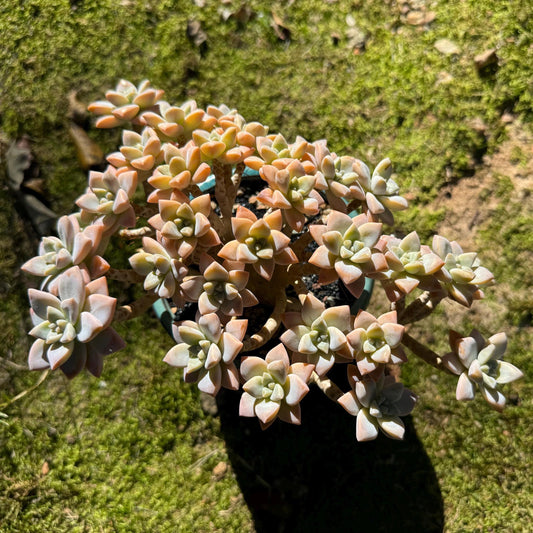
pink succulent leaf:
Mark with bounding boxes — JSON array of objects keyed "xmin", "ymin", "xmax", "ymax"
[
  {"xmin": 239, "ymin": 392, "xmax": 257, "ymax": 417},
  {"xmin": 28, "ymin": 339, "xmax": 49, "ymax": 370},
  {"xmin": 376, "ymin": 417, "xmax": 405, "ymax": 440},
  {"xmin": 278, "ymin": 403, "xmax": 302, "ymax": 425},
  {"xmin": 47, "ymin": 341, "xmax": 75, "ymax": 370},
  {"xmin": 254, "ymin": 399, "xmax": 281, "ymax": 424},
  {"xmin": 284, "ymin": 374, "xmax": 309, "ymax": 406},
  {"xmin": 240, "ymin": 356, "xmax": 268, "ymax": 380},
  {"xmin": 356, "ymin": 409, "xmax": 379, "ymax": 441}
]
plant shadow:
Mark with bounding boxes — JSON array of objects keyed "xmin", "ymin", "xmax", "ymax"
[{"xmin": 217, "ymin": 383, "xmax": 444, "ymax": 533}]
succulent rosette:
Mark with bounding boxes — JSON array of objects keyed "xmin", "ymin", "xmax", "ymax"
[
  {"xmin": 147, "ymin": 141, "xmax": 212, "ymax": 203},
  {"xmin": 107, "ymin": 127, "xmax": 163, "ymax": 177},
  {"xmin": 76, "ymin": 166, "xmax": 138, "ymax": 236},
  {"xmin": 21, "ymin": 214, "xmax": 109, "ymax": 291},
  {"xmin": 88, "ymin": 79, "xmax": 164, "ymax": 128},
  {"xmin": 312, "ymin": 142, "xmax": 365, "ymax": 212},
  {"xmin": 148, "ymin": 193, "xmax": 220, "ymax": 259},
  {"xmin": 142, "ymin": 100, "xmax": 215, "ymax": 142},
  {"xmin": 338, "ymin": 368, "xmax": 417, "ymax": 441},
  {"xmin": 163, "ymin": 313, "xmax": 246, "ymax": 396},
  {"xmin": 280, "ymin": 293, "xmax": 352, "ymax": 376},
  {"xmin": 353, "ymin": 158, "xmax": 408, "ymax": 225},
  {"xmin": 432, "ymin": 235, "xmax": 494, "ymax": 307},
  {"xmin": 442, "ymin": 330, "xmax": 523, "ymax": 411},
  {"xmin": 192, "ymin": 126, "xmax": 254, "ymax": 164},
  {"xmin": 239, "ymin": 343, "xmax": 314, "ymax": 428},
  {"xmin": 309, "ymin": 211, "xmax": 387, "ymax": 297},
  {"xmin": 181, "ymin": 254, "xmax": 258, "ymax": 316},
  {"xmin": 129, "ymin": 237, "xmax": 188, "ymax": 302},
  {"xmin": 376, "ymin": 232, "xmax": 444, "ymax": 301},
  {"xmin": 218, "ymin": 207, "xmax": 298, "ymax": 280},
  {"xmin": 348, "ymin": 310, "xmax": 406, "ymax": 375},
  {"xmin": 257, "ymin": 159, "xmax": 324, "ymax": 231},
  {"xmin": 244, "ymin": 133, "xmax": 309, "ymax": 170},
  {"xmin": 27, "ymin": 266, "xmax": 124, "ymax": 378}
]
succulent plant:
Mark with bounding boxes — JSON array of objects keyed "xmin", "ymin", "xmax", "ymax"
[
  {"xmin": 244, "ymin": 133, "xmax": 308, "ymax": 170},
  {"xmin": 442, "ymin": 330, "xmax": 523, "ymax": 411},
  {"xmin": 142, "ymin": 100, "xmax": 215, "ymax": 142},
  {"xmin": 129, "ymin": 236, "xmax": 188, "ymax": 302},
  {"xmin": 218, "ymin": 206, "xmax": 298, "ymax": 280},
  {"xmin": 147, "ymin": 141, "xmax": 212, "ymax": 202},
  {"xmin": 107, "ymin": 127, "xmax": 163, "ymax": 178},
  {"xmin": 309, "ymin": 210, "xmax": 386, "ymax": 297},
  {"xmin": 27, "ymin": 266, "xmax": 124, "ymax": 378},
  {"xmin": 76, "ymin": 166, "xmax": 137, "ymax": 235},
  {"xmin": 311, "ymin": 141, "xmax": 366, "ymax": 212},
  {"xmin": 163, "ymin": 313, "xmax": 246, "ymax": 395},
  {"xmin": 347, "ymin": 310, "xmax": 406, "ymax": 375},
  {"xmin": 258, "ymin": 159, "xmax": 324, "ymax": 231},
  {"xmin": 280, "ymin": 293, "xmax": 352, "ymax": 376},
  {"xmin": 181, "ymin": 254, "xmax": 258, "ymax": 316},
  {"xmin": 21, "ymin": 214, "xmax": 108, "ymax": 290},
  {"xmin": 148, "ymin": 193, "xmax": 220, "ymax": 259},
  {"xmin": 432, "ymin": 235, "xmax": 494, "ymax": 307},
  {"xmin": 88, "ymin": 79, "xmax": 164, "ymax": 128},
  {"xmin": 239, "ymin": 343, "xmax": 314, "ymax": 428},
  {"xmin": 338, "ymin": 368, "xmax": 417, "ymax": 441},
  {"xmin": 376, "ymin": 232, "xmax": 444, "ymax": 301},
  {"xmin": 351, "ymin": 157, "xmax": 408, "ymax": 225},
  {"xmin": 192, "ymin": 126, "xmax": 254, "ymax": 164},
  {"xmin": 19, "ymin": 79, "xmax": 522, "ymax": 446}
]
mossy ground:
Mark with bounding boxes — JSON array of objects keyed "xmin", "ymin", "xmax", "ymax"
[{"xmin": 0, "ymin": 1, "xmax": 532, "ymax": 531}]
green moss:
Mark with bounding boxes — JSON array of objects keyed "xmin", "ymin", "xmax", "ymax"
[{"xmin": 1, "ymin": 0, "xmax": 532, "ymax": 531}]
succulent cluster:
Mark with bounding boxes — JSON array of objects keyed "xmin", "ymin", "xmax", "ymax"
[{"xmin": 21, "ymin": 79, "xmax": 522, "ymax": 442}]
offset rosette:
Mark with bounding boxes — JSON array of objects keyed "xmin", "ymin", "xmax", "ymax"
[
  {"xmin": 147, "ymin": 141, "xmax": 212, "ymax": 203},
  {"xmin": 432, "ymin": 235, "xmax": 494, "ymax": 307},
  {"xmin": 88, "ymin": 79, "xmax": 164, "ymax": 128},
  {"xmin": 338, "ymin": 368, "xmax": 417, "ymax": 441},
  {"xmin": 244, "ymin": 133, "xmax": 309, "ymax": 170},
  {"xmin": 142, "ymin": 100, "xmax": 215, "ymax": 141},
  {"xmin": 309, "ymin": 211, "xmax": 386, "ymax": 297},
  {"xmin": 353, "ymin": 158, "xmax": 408, "ymax": 225},
  {"xmin": 163, "ymin": 313, "xmax": 246, "ymax": 396},
  {"xmin": 21, "ymin": 214, "xmax": 108, "ymax": 291},
  {"xmin": 312, "ymin": 142, "xmax": 365, "ymax": 212},
  {"xmin": 129, "ymin": 237, "xmax": 188, "ymax": 302},
  {"xmin": 218, "ymin": 207, "xmax": 298, "ymax": 280},
  {"xmin": 181, "ymin": 254, "xmax": 258, "ymax": 316},
  {"xmin": 239, "ymin": 344, "xmax": 314, "ymax": 428},
  {"xmin": 280, "ymin": 293, "xmax": 352, "ymax": 376},
  {"xmin": 192, "ymin": 126, "xmax": 254, "ymax": 164},
  {"xmin": 347, "ymin": 310, "xmax": 406, "ymax": 375},
  {"xmin": 376, "ymin": 232, "xmax": 444, "ymax": 301},
  {"xmin": 442, "ymin": 330, "xmax": 523, "ymax": 411},
  {"xmin": 107, "ymin": 127, "xmax": 163, "ymax": 177},
  {"xmin": 257, "ymin": 159, "xmax": 324, "ymax": 231},
  {"xmin": 76, "ymin": 166, "xmax": 137, "ymax": 236},
  {"xmin": 27, "ymin": 266, "xmax": 124, "ymax": 378},
  {"xmin": 148, "ymin": 193, "xmax": 220, "ymax": 259}
]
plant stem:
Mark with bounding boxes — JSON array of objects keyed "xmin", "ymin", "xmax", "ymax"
[
  {"xmin": 309, "ymin": 372, "xmax": 344, "ymax": 402},
  {"xmin": 242, "ymin": 292, "xmax": 286, "ymax": 352},
  {"xmin": 106, "ymin": 268, "xmax": 144, "ymax": 283},
  {"xmin": 118, "ymin": 226, "xmax": 154, "ymax": 240},
  {"xmin": 114, "ymin": 293, "xmax": 159, "ymax": 322},
  {"xmin": 398, "ymin": 291, "xmax": 444, "ymax": 324},
  {"xmin": 401, "ymin": 332, "xmax": 455, "ymax": 374}
]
